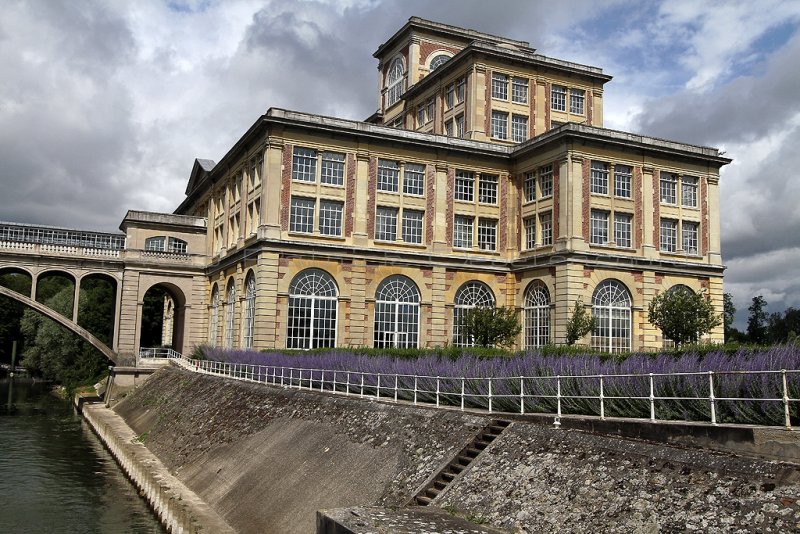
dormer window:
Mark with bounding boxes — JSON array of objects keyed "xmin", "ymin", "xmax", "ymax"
[
  {"xmin": 429, "ymin": 54, "xmax": 450, "ymax": 71},
  {"xmin": 386, "ymin": 57, "xmax": 405, "ymax": 107}
]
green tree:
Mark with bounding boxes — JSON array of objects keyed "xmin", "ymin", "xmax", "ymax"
[
  {"xmin": 648, "ymin": 288, "xmax": 721, "ymax": 347},
  {"xmin": 723, "ymin": 292, "xmax": 736, "ymax": 343},
  {"xmin": 747, "ymin": 295, "xmax": 768, "ymax": 344},
  {"xmin": 565, "ymin": 299, "xmax": 595, "ymax": 345},
  {"xmin": 767, "ymin": 307, "xmax": 800, "ymax": 344},
  {"xmin": 0, "ymin": 271, "xmax": 32, "ymax": 363},
  {"xmin": 459, "ymin": 306, "xmax": 521, "ymax": 348}
]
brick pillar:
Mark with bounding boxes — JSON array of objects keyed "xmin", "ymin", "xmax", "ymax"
[{"xmin": 254, "ymin": 252, "xmax": 280, "ymax": 349}]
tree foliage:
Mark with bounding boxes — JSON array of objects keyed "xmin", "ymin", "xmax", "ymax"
[
  {"xmin": 747, "ymin": 295, "xmax": 769, "ymax": 345},
  {"xmin": 565, "ymin": 299, "xmax": 595, "ymax": 345},
  {"xmin": 0, "ymin": 271, "xmax": 32, "ymax": 362},
  {"xmin": 459, "ymin": 306, "xmax": 521, "ymax": 348},
  {"xmin": 767, "ymin": 307, "xmax": 800, "ymax": 344},
  {"xmin": 648, "ymin": 288, "xmax": 721, "ymax": 347},
  {"xmin": 723, "ymin": 292, "xmax": 736, "ymax": 343}
]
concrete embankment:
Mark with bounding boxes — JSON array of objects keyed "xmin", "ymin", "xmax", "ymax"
[{"xmin": 109, "ymin": 365, "xmax": 800, "ymax": 533}]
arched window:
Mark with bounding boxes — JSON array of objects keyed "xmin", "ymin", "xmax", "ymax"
[
  {"xmin": 242, "ymin": 272, "xmax": 256, "ymax": 349},
  {"xmin": 287, "ymin": 269, "xmax": 338, "ymax": 349},
  {"xmin": 209, "ymin": 284, "xmax": 219, "ymax": 346},
  {"xmin": 385, "ymin": 57, "xmax": 405, "ymax": 107},
  {"xmin": 591, "ymin": 280, "xmax": 632, "ymax": 353},
  {"xmin": 429, "ymin": 54, "xmax": 450, "ymax": 71},
  {"xmin": 453, "ymin": 282, "xmax": 495, "ymax": 346},
  {"xmin": 224, "ymin": 279, "xmax": 236, "ymax": 349},
  {"xmin": 524, "ymin": 282, "xmax": 550, "ymax": 348},
  {"xmin": 145, "ymin": 236, "xmax": 165, "ymax": 251},
  {"xmin": 374, "ymin": 275, "xmax": 420, "ymax": 348},
  {"xmin": 662, "ymin": 284, "xmax": 694, "ymax": 348}
]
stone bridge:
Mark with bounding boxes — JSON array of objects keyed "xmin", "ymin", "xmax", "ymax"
[{"xmin": 0, "ymin": 212, "xmax": 209, "ymax": 360}]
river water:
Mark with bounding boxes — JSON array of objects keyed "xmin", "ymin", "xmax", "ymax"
[{"xmin": 0, "ymin": 378, "xmax": 166, "ymax": 533}]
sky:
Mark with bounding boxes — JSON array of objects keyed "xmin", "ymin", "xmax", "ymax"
[{"xmin": 1, "ymin": 0, "xmax": 799, "ymax": 327}]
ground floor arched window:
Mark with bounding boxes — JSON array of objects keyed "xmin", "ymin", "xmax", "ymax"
[
  {"xmin": 591, "ymin": 279, "xmax": 632, "ymax": 353},
  {"xmin": 374, "ymin": 275, "xmax": 420, "ymax": 348},
  {"xmin": 662, "ymin": 284, "xmax": 694, "ymax": 348},
  {"xmin": 224, "ymin": 279, "xmax": 236, "ymax": 348},
  {"xmin": 209, "ymin": 284, "xmax": 219, "ymax": 346},
  {"xmin": 287, "ymin": 269, "xmax": 338, "ymax": 349},
  {"xmin": 242, "ymin": 272, "xmax": 256, "ymax": 349},
  {"xmin": 524, "ymin": 281, "xmax": 550, "ymax": 348},
  {"xmin": 452, "ymin": 281, "xmax": 495, "ymax": 346}
]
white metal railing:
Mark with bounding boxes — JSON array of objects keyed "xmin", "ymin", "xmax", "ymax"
[
  {"xmin": 178, "ymin": 355, "xmax": 798, "ymax": 430},
  {"xmin": 139, "ymin": 347, "xmax": 183, "ymax": 359}
]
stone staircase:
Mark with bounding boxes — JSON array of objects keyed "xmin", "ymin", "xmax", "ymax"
[{"xmin": 412, "ymin": 419, "xmax": 512, "ymax": 506}]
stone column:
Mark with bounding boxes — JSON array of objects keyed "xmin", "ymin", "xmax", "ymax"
[{"xmin": 254, "ymin": 252, "xmax": 280, "ymax": 349}]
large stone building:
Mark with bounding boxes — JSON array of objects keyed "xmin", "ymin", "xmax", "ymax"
[{"xmin": 173, "ymin": 17, "xmax": 729, "ymax": 353}]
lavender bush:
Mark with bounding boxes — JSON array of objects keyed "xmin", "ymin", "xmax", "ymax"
[{"xmin": 193, "ymin": 345, "xmax": 800, "ymax": 426}]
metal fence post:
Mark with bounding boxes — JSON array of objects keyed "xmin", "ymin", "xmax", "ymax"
[
  {"xmin": 783, "ymin": 369, "xmax": 792, "ymax": 430},
  {"xmin": 394, "ymin": 375, "xmax": 398, "ymax": 403},
  {"xmin": 360, "ymin": 373, "xmax": 365, "ymax": 398},
  {"xmin": 320, "ymin": 370, "xmax": 325, "ymax": 392},
  {"xmin": 461, "ymin": 377, "xmax": 465, "ymax": 411},
  {"xmin": 556, "ymin": 375, "xmax": 562, "ymax": 420},
  {"xmin": 709, "ymin": 371, "xmax": 717, "ymax": 425},
  {"xmin": 436, "ymin": 376, "xmax": 440, "ymax": 408},
  {"xmin": 488, "ymin": 378, "xmax": 493, "ymax": 414},
  {"xmin": 413, "ymin": 376, "xmax": 418, "ymax": 405},
  {"xmin": 346, "ymin": 372, "xmax": 351, "ymax": 396},
  {"xmin": 376, "ymin": 374, "xmax": 381, "ymax": 399},
  {"xmin": 599, "ymin": 375, "xmax": 605, "ymax": 420},
  {"xmin": 649, "ymin": 373, "xmax": 656, "ymax": 422},
  {"xmin": 520, "ymin": 376, "xmax": 525, "ymax": 415}
]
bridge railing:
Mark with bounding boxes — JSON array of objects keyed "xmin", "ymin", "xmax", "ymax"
[
  {"xmin": 179, "ymin": 356, "xmax": 799, "ymax": 429},
  {"xmin": 139, "ymin": 347, "xmax": 183, "ymax": 359}
]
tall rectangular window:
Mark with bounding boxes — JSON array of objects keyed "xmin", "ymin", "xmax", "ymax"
[
  {"xmin": 524, "ymin": 217, "xmax": 536, "ymax": 249},
  {"xmin": 570, "ymin": 89, "xmax": 585, "ymax": 114},
  {"xmin": 540, "ymin": 165, "xmax": 553, "ymax": 197},
  {"xmin": 377, "ymin": 159, "xmax": 400, "ymax": 192},
  {"xmin": 614, "ymin": 213, "xmax": 632, "ymax": 248},
  {"xmin": 512, "ymin": 115, "xmax": 528, "ymax": 142},
  {"xmin": 321, "ymin": 152, "xmax": 345, "ymax": 186},
  {"xmin": 523, "ymin": 171, "xmax": 536, "ymax": 202},
  {"xmin": 491, "ymin": 111, "xmax": 508, "ymax": 139},
  {"xmin": 402, "ymin": 209, "xmax": 423, "ymax": 244},
  {"xmin": 417, "ymin": 106, "xmax": 426, "ymax": 127},
  {"xmin": 540, "ymin": 212, "xmax": 553, "ymax": 245},
  {"xmin": 683, "ymin": 221, "xmax": 699, "ymax": 254},
  {"xmin": 660, "ymin": 173, "xmax": 677, "ymax": 204},
  {"xmin": 614, "ymin": 165, "xmax": 632, "ymax": 198},
  {"xmin": 292, "ymin": 147, "xmax": 316, "ymax": 182},
  {"xmin": 426, "ymin": 98, "xmax": 435, "ymax": 123},
  {"xmin": 318, "ymin": 200, "xmax": 343, "ymax": 236},
  {"xmin": 375, "ymin": 207, "xmax": 398, "ymax": 241},
  {"xmin": 660, "ymin": 218, "xmax": 678, "ymax": 252},
  {"xmin": 455, "ymin": 114, "xmax": 465, "ymax": 137},
  {"xmin": 289, "ymin": 197, "xmax": 315, "ymax": 233},
  {"xmin": 477, "ymin": 219, "xmax": 497, "ymax": 251},
  {"xmin": 453, "ymin": 215, "xmax": 473, "ymax": 248},
  {"xmin": 445, "ymin": 121, "xmax": 454, "ymax": 137},
  {"xmin": 590, "ymin": 209, "xmax": 609, "ymax": 245},
  {"xmin": 491, "ymin": 73, "xmax": 508, "ymax": 100},
  {"xmin": 682, "ymin": 176, "xmax": 698, "ymax": 208},
  {"xmin": 551, "ymin": 85, "xmax": 566, "ymax": 112},
  {"xmin": 478, "ymin": 174, "xmax": 498, "ymax": 204},
  {"xmin": 445, "ymin": 84, "xmax": 455, "ymax": 109},
  {"xmin": 403, "ymin": 163, "xmax": 425, "ymax": 196},
  {"xmin": 591, "ymin": 161, "xmax": 609, "ymax": 195},
  {"xmin": 512, "ymin": 77, "xmax": 528, "ymax": 104},
  {"xmin": 455, "ymin": 171, "xmax": 474, "ymax": 202},
  {"xmin": 456, "ymin": 78, "xmax": 466, "ymax": 102}
]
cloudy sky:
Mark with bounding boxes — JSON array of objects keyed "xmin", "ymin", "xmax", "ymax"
[{"xmin": 1, "ymin": 0, "xmax": 798, "ymax": 326}]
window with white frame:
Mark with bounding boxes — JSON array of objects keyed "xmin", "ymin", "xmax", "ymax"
[
  {"xmin": 491, "ymin": 111, "xmax": 508, "ymax": 139},
  {"xmin": 512, "ymin": 115, "xmax": 528, "ymax": 142},
  {"xmin": 524, "ymin": 282, "xmax": 550, "ymax": 348},
  {"xmin": 445, "ymin": 84, "xmax": 455, "ymax": 109},
  {"xmin": 455, "ymin": 170, "xmax": 474, "ymax": 202},
  {"xmin": 540, "ymin": 165, "xmax": 553, "ymax": 197},
  {"xmin": 590, "ymin": 209, "xmax": 609, "ymax": 245},
  {"xmin": 512, "ymin": 77, "xmax": 528, "ymax": 104},
  {"xmin": 456, "ymin": 78, "xmax": 466, "ymax": 102},
  {"xmin": 660, "ymin": 173, "xmax": 677, "ymax": 204},
  {"xmin": 403, "ymin": 163, "xmax": 425, "ymax": 196},
  {"xmin": 592, "ymin": 280, "xmax": 631, "ymax": 353},
  {"xmin": 375, "ymin": 206, "xmax": 398, "ymax": 241},
  {"xmin": 570, "ymin": 89, "xmax": 585, "ymax": 114},
  {"xmin": 289, "ymin": 197, "xmax": 315, "ymax": 233},
  {"xmin": 551, "ymin": 85, "xmax": 566, "ymax": 112},
  {"xmin": 524, "ymin": 171, "xmax": 536, "ymax": 202},
  {"xmin": 242, "ymin": 272, "xmax": 256, "ymax": 349},
  {"xmin": 455, "ymin": 114, "xmax": 465, "ymax": 137},
  {"xmin": 477, "ymin": 218, "xmax": 497, "ymax": 251},
  {"xmin": 660, "ymin": 218, "xmax": 678, "ymax": 252},
  {"xmin": 145, "ymin": 236, "xmax": 165, "ymax": 251},
  {"xmin": 318, "ymin": 200, "xmax": 343, "ymax": 236},
  {"xmin": 453, "ymin": 282, "xmax": 495, "ymax": 346},
  {"xmin": 478, "ymin": 174, "xmax": 498, "ymax": 204},
  {"xmin": 426, "ymin": 98, "xmax": 435, "ymax": 123},
  {"xmin": 373, "ymin": 275, "xmax": 419, "ymax": 348},
  {"xmin": 614, "ymin": 213, "xmax": 632, "ymax": 248},
  {"xmin": 540, "ymin": 212, "xmax": 553, "ymax": 245},
  {"xmin": 682, "ymin": 176, "xmax": 698, "ymax": 208},
  {"xmin": 209, "ymin": 284, "xmax": 219, "ymax": 346},
  {"xmin": 614, "ymin": 165, "xmax": 632, "ymax": 198},
  {"xmin": 429, "ymin": 54, "xmax": 450, "ymax": 71},
  {"xmin": 524, "ymin": 217, "xmax": 536, "ymax": 249},
  {"xmin": 321, "ymin": 152, "xmax": 345, "ymax": 186},
  {"xmin": 224, "ymin": 280, "xmax": 236, "ymax": 349},
  {"xmin": 402, "ymin": 209, "xmax": 424, "ymax": 244},
  {"xmin": 287, "ymin": 269, "xmax": 338, "ymax": 349},
  {"xmin": 491, "ymin": 73, "xmax": 508, "ymax": 100},
  {"xmin": 682, "ymin": 221, "xmax": 699, "ymax": 255},
  {"xmin": 292, "ymin": 147, "xmax": 316, "ymax": 182},
  {"xmin": 453, "ymin": 215, "xmax": 473, "ymax": 248},
  {"xmin": 445, "ymin": 121, "xmax": 454, "ymax": 137},
  {"xmin": 168, "ymin": 237, "xmax": 187, "ymax": 254},
  {"xmin": 591, "ymin": 161, "xmax": 609, "ymax": 195},
  {"xmin": 417, "ymin": 106, "xmax": 425, "ymax": 127},
  {"xmin": 386, "ymin": 57, "xmax": 405, "ymax": 107},
  {"xmin": 377, "ymin": 159, "xmax": 400, "ymax": 192}
]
